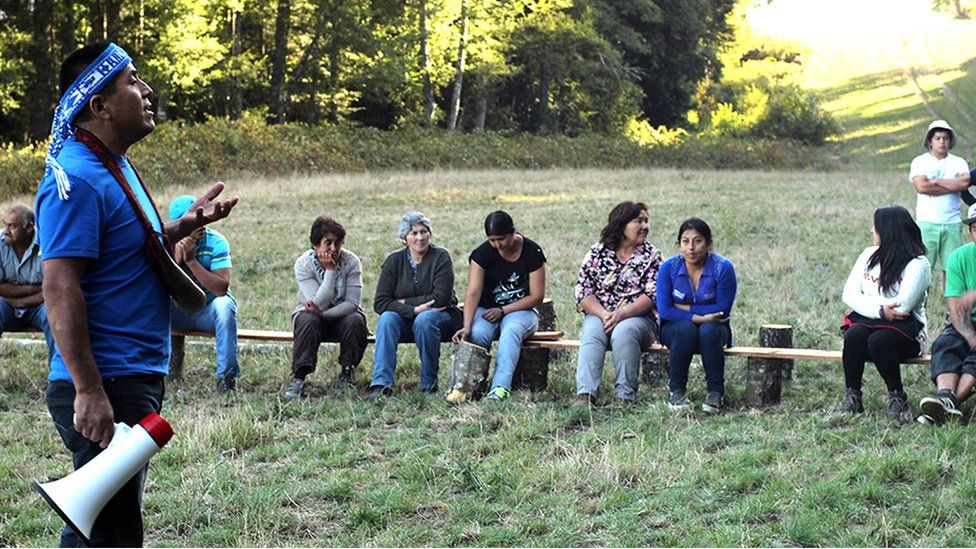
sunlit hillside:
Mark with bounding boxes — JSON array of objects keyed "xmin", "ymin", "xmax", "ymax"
[{"xmin": 743, "ymin": 0, "xmax": 976, "ymax": 169}]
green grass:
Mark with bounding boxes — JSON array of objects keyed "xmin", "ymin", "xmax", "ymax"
[
  {"xmin": 2, "ymin": 168, "xmax": 976, "ymax": 546},
  {"xmin": 742, "ymin": 0, "xmax": 976, "ymax": 170}
]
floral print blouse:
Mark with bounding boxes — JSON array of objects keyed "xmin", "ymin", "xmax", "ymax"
[{"xmin": 574, "ymin": 241, "xmax": 663, "ymax": 315}]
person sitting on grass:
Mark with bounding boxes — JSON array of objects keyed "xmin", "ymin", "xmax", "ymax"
[
  {"xmin": 656, "ymin": 217, "xmax": 737, "ymax": 414},
  {"xmin": 839, "ymin": 205, "xmax": 930, "ymax": 420},
  {"xmin": 919, "ymin": 203, "xmax": 976, "ymax": 424},
  {"xmin": 169, "ymin": 194, "xmax": 240, "ymax": 393},
  {"xmin": 574, "ymin": 201, "xmax": 662, "ymax": 406},
  {"xmin": 366, "ymin": 212, "xmax": 462, "ymax": 399},
  {"xmin": 284, "ymin": 216, "xmax": 368, "ymax": 400},
  {"xmin": 452, "ymin": 211, "xmax": 547, "ymax": 402}
]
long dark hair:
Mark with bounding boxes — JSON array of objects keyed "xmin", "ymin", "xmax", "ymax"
[
  {"xmin": 600, "ymin": 201, "xmax": 648, "ymax": 250},
  {"xmin": 869, "ymin": 205, "xmax": 926, "ymax": 294}
]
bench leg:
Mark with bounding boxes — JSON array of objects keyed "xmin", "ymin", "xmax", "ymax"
[
  {"xmin": 512, "ymin": 348, "xmax": 549, "ymax": 391},
  {"xmin": 640, "ymin": 351, "xmax": 668, "ymax": 386},
  {"xmin": 746, "ymin": 357, "xmax": 782, "ymax": 407},
  {"xmin": 168, "ymin": 334, "xmax": 186, "ymax": 382},
  {"xmin": 745, "ymin": 324, "xmax": 793, "ymax": 407}
]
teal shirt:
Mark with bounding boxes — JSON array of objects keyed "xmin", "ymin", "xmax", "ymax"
[{"xmin": 193, "ymin": 228, "xmax": 232, "ymax": 303}]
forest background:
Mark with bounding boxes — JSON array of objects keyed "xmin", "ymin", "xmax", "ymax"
[{"xmin": 0, "ymin": 0, "xmax": 854, "ymax": 197}]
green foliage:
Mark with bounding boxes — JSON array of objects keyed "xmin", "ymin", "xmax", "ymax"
[
  {"xmin": 751, "ymin": 84, "xmax": 840, "ymax": 145},
  {"xmin": 0, "ymin": 142, "xmax": 46, "ymax": 200},
  {"xmin": 0, "ymin": 116, "xmax": 831, "ymax": 202},
  {"xmin": 0, "ymin": 0, "xmax": 739, "ymax": 139},
  {"xmin": 932, "ymin": 0, "xmax": 975, "ymax": 18},
  {"xmin": 692, "ymin": 2, "xmax": 838, "ymax": 145}
]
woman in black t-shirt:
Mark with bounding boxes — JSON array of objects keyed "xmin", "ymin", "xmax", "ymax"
[{"xmin": 452, "ymin": 211, "xmax": 547, "ymax": 401}]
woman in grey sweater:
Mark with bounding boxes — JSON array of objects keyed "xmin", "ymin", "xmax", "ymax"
[
  {"xmin": 366, "ymin": 212, "xmax": 462, "ymax": 398},
  {"xmin": 284, "ymin": 216, "xmax": 368, "ymax": 399}
]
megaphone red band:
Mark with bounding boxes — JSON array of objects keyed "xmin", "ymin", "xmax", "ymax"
[{"xmin": 138, "ymin": 413, "xmax": 173, "ymax": 447}]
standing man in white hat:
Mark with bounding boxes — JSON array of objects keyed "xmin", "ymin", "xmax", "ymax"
[{"xmin": 910, "ymin": 120, "xmax": 971, "ymax": 275}]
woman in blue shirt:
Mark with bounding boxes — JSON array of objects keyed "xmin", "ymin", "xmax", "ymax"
[{"xmin": 657, "ymin": 217, "xmax": 738, "ymax": 414}]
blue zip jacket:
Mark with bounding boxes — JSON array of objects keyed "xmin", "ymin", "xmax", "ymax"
[{"xmin": 656, "ymin": 252, "xmax": 737, "ymax": 324}]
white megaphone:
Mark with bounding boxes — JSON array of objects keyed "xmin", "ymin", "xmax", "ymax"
[{"xmin": 34, "ymin": 412, "xmax": 174, "ymax": 546}]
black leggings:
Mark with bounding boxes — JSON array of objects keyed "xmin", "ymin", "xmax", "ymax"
[{"xmin": 842, "ymin": 325, "xmax": 919, "ymax": 392}]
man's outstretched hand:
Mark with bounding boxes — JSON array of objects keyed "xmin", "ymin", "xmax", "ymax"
[
  {"xmin": 188, "ymin": 182, "xmax": 239, "ymax": 226},
  {"xmin": 168, "ymin": 182, "xmax": 239, "ymax": 241}
]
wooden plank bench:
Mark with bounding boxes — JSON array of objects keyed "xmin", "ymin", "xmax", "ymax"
[{"xmin": 4, "ymin": 323, "xmax": 933, "ymax": 406}]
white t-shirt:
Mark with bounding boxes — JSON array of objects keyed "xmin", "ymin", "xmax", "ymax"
[{"xmin": 909, "ymin": 152, "xmax": 970, "ymax": 224}]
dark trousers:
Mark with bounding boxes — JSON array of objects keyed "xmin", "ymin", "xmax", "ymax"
[
  {"xmin": 842, "ymin": 325, "xmax": 918, "ymax": 392},
  {"xmin": 45, "ymin": 375, "xmax": 165, "ymax": 548},
  {"xmin": 660, "ymin": 320, "xmax": 730, "ymax": 394},
  {"xmin": 291, "ymin": 310, "xmax": 368, "ymax": 379}
]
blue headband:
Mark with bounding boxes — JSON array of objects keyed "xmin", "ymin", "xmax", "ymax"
[{"xmin": 46, "ymin": 43, "xmax": 131, "ymax": 196}]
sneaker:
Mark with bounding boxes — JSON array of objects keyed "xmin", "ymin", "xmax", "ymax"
[
  {"xmin": 838, "ymin": 388, "xmax": 864, "ymax": 414},
  {"xmin": 886, "ymin": 390, "xmax": 909, "ymax": 421},
  {"xmin": 283, "ymin": 378, "xmax": 305, "ymax": 400},
  {"xmin": 668, "ymin": 390, "xmax": 690, "ymax": 410},
  {"xmin": 920, "ymin": 390, "xmax": 962, "ymax": 424},
  {"xmin": 702, "ymin": 391, "xmax": 723, "ymax": 414},
  {"xmin": 365, "ymin": 385, "xmax": 393, "ymax": 400},
  {"xmin": 418, "ymin": 385, "xmax": 439, "ymax": 394},
  {"xmin": 916, "ymin": 413, "xmax": 936, "ymax": 426},
  {"xmin": 216, "ymin": 375, "xmax": 237, "ymax": 394},
  {"xmin": 484, "ymin": 386, "xmax": 510, "ymax": 402},
  {"xmin": 574, "ymin": 392, "xmax": 597, "ymax": 406}
]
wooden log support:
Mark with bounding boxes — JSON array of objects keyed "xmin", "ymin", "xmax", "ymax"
[
  {"xmin": 745, "ymin": 324, "xmax": 792, "ymax": 407},
  {"xmin": 640, "ymin": 350, "xmax": 669, "ymax": 385},
  {"xmin": 168, "ymin": 334, "xmax": 186, "ymax": 382},
  {"xmin": 512, "ymin": 299, "xmax": 555, "ymax": 391}
]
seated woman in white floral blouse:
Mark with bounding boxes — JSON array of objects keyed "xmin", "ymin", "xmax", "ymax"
[{"xmin": 573, "ymin": 201, "xmax": 662, "ymax": 406}]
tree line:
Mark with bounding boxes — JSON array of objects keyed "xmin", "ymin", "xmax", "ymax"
[{"xmin": 0, "ymin": 0, "xmax": 735, "ymax": 143}]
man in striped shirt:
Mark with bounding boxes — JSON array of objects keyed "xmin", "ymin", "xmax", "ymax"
[{"xmin": 169, "ymin": 194, "xmax": 239, "ymax": 393}]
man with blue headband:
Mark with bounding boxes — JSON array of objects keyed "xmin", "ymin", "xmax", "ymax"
[{"xmin": 34, "ymin": 42, "xmax": 238, "ymax": 547}]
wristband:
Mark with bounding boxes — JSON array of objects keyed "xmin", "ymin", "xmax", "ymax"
[
  {"xmin": 879, "ymin": 305, "xmax": 886, "ymax": 320},
  {"xmin": 499, "ymin": 307, "xmax": 506, "ymax": 317}
]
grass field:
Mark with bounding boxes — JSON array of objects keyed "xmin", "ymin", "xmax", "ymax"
[{"xmin": 3, "ymin": 168, "xmax": 976, "ymax": 547}]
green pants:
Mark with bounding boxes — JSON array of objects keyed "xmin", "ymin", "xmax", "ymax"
[{"xmin": 918, "ymin": 221, "xmax": 963, "ymax": 271}]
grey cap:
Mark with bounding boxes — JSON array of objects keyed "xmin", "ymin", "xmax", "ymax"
[
  {"xmin": 399, "ymin": 211, "xmax": 432, "ymax": 240},
  {"xmin": 924, "ymin": 119, "xmax": 956, "ymax": 150}
]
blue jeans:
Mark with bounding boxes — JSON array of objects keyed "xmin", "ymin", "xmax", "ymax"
[
  {"xmin": 0, "ymin": 299, "xmax": 54, "ymax": 363},
  {"xmin": 170, "ymin": 296, "xmax": 239, "ymax": 379},
  {"xmin": 45, "ymin": 374, "xmax": 165, "ymax": 547},
  {"xmin": 466, "ymin": 307, "xmax": 539, "ymax": 391},
  {"xmin": 660, "ymin": 319, "xmax": 730, "ymax": 394},
  {"xmin": 371, "ymin": 310, "xmax": 455, "ymax": 390}
]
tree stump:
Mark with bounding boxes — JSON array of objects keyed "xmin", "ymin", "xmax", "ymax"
[
  {"xmin": 745, "ymin": 324, "xmax": 792, "ymax": 407},
  {"xmin": 512, "ymin": 299, "xmax": 555, "ymax": 391},
  {"xmin": 168, "ymin": 334, "xmax": 186, "ymax": 382},
  {"xmin": 641, "ymin": 349, "xmax": 669, "ymax": 385}
]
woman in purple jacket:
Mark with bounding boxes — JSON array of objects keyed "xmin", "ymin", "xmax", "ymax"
[{"xmin": 657, "ymin": 217, "xmax": 738, "ymax": 414}]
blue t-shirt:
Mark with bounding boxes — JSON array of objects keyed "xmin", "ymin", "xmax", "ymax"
[
  {"xmin": 192, "ymin": 228, "xmax": 232, "ymax": 303},
  {"xmin": 656, "ymin": 252, "xmax": 737, "ymax": 324},
  {"xmin": 35, "ymin": 137, "xmax": 170, "ymax": 382}
]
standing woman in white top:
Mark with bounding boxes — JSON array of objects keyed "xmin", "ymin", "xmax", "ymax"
[{"xmin": 840, "ymin": 205, "xmax": 931, "ymax": 419}]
